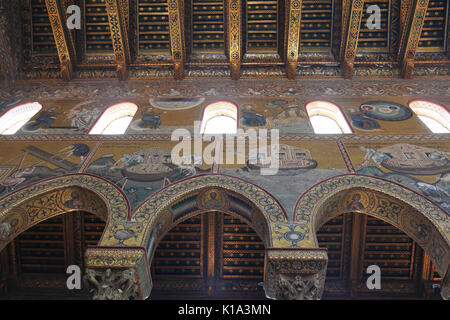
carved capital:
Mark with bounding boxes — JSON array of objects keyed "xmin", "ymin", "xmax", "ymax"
[
  {"xmin": 275, "ymin": 271, "xmax": 326, "ymax": 300},
  {"xmin": 264, "ymin": 248, "xmax": 328, "ymax": 300},
  {"xmin": 84, "ymin": 268, "xmax": 138, "ymax": 300},
  {"xmin": 85, "ymin": 247, "xmax": 152, "ymax": 300}
]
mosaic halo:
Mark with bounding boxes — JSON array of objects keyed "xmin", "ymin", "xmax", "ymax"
[{"xmin": 360, "ymin": 101, "xmax": 413, "ymax": 121}]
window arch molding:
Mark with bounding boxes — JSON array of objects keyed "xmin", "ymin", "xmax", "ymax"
[
  {"xmin": 88, "ymin": 102, "xmax": 139, "ymax": 135},
  {"xmin": 408, "ymin": 99, "xmax": 450, "ymax": 133},
  {"xmin": 0, "ymin": 102, "xmax": 43, "ymax": 135},
  {"xmin": 305, "ymin": 100, "xmax": 353, "ymax": 134},
  {"xmin": 200, "ymin": 101, "xmax": 238, "ymax": 134}
]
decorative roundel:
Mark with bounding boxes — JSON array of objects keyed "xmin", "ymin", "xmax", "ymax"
[
  {"xmin": 359, "ymin": 101, "xmax": 413, "ymax": 121},
  {"xmin": 283, "ymin": 231, "xmax": 304, "ymax": 242}
]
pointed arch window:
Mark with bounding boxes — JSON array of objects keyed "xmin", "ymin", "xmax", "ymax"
[
  {"xmin": 89, "ymin": 102, "xmax": 138, "ymax": 135},
  {"xmin": 409, "ymin": 100, "xmax": 449, "ymax": 133},
  {"xmin": 0, "ymin": 102, "xmax": 42, "ymax": 135},
  {"xmin": 200, "ymin": 101, "xmax": 238, "ymax": 134},
  {"xmin": 306, "ymin": 101, "xmax": 352, "ymax": 134}
]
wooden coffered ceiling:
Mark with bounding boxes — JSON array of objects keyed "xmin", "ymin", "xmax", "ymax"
[
  {"xmin": 0, "ymin": 211, "xmax": 442, "ymax": 299},
  {"xmin": 14, "ymin": 0, "xmax": 450, "ymax": 81}
]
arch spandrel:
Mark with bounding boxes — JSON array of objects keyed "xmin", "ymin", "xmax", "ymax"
[{"xmin": 294, "ymin": 174, "xmax": 450, "ymax": 276}]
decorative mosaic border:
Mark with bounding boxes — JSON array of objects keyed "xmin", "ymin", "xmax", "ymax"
[
  {"xmin": 0, "ymin": 134, "xmax": 448, "ymax": 142},
  {"xmin": 1, "ymin": 79, "xmax": 449, "ymax": 101},
  {"xmin": 0, "ymin": 174, "xmax": 129, "ymax": 225}
]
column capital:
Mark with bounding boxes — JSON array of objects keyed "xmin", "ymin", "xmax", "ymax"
[
  {"xmin": 264, "ymin": 248, "xmax": 328, "ymax": 300},
  {"xmin": 84, "ymin": 247, "xmax": 151, "ymax": 300}
]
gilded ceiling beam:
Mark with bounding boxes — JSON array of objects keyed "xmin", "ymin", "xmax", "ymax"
[
  {"xmin": 285, "ymin": 0, "xmax": 303, "ymax": 80},
  {"xmin": 340, "ymin": 0, "xmax": 365, "ymax": 79},
  {"xmin": 105, "ymin": 0, "xmax": 131, "ymax": 81},
  {"xmin": 227, "ymin": 0, "xmax": 242, "ymax": 80},
  {"xmin": 167, "ymin": 0, "xmax": 185, "ymax": 80},
  {"xmin": 398, "ymin": 0, "xmax": 430, "ymax": 79},
  {"xmin": 45, "ymin": 0, "xmax": 76, "ymax": 81},
  {"xmin": 400, "ymin": 0, "xmax": 412, "ymax": 37}
]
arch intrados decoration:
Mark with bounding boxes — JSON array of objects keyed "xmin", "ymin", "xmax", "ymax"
[
  {"xmin": 129, "ymin": 174, "xmax": 288, "ymax": 253},
  {"xmin": 0, "ymin": 174, "xmax": 130, "ymax": 250},
  {"xmin": 294, "ymin": 174, "xmax": 449, "ymax": 276},
  {"xmin": 0, "ymin": 187, "xmax": 108, "ymax": 251}
]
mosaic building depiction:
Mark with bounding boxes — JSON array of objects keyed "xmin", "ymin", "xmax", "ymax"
[{"xmin": 0, "ymin": 0, "xmax": 448, "ymax": 301}]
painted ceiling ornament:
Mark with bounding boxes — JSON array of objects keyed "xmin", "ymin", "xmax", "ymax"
[{"xmin": 359, "ymin": 101, "xmax": 413, "ymax": 121}]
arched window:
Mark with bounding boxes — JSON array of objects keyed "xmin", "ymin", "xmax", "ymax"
[
  {"xmin": 0, "ymin": 102, "xmax": 42, "ymax": 135},
  {"xmin": 89, "ymin": 102, "xmax": 138, "ymax": 135},
  {"xmin": 408, "ymin": 100, "xmax": 449, "ymax": 133},
  {"xmin": 200, "ymin": 101, "xmax": 238, "ymax": 134},
  {"xmin": 306, "ymin": 101, "xmax": 352, "ymax": 134}
]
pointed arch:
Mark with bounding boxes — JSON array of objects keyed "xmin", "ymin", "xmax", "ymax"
[
  {"xmin": 0, "ymin": 102, "xmax": 42, "ymax": 135},
  {"xmin": 0, "ymin": 174, "xmax": 130, "ymax": 251},
  {"xmin": 305, "ymin": 100, "xmax": 353, "ymax": 134},
  {"xmin": 89, "ymin": 102, "xmax": 138, "ymax": 135},
  {"xmin": 200, "ymin": 101, "xmax": 238, "ymax": 134},
  {"xmin": 408, "ymin": 100, "xmax": 450, "ymax": 133},
  {"xmin": 294, "ymin": 174, "xmax": 450, "ymax": 276},
  {"xmin": 117, "ymin": 174, "xmax": 288, "ymax": 251}
]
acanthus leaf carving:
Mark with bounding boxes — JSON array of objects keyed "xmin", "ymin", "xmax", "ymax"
[{"xmin": 84, "ymin": 268, "xmax": 138, "ymax": 300}]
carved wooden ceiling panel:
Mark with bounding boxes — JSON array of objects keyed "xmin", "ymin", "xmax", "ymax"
[{"xmin": 11, "ymin": 0, "xmax": 448, "ymax": 80}]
